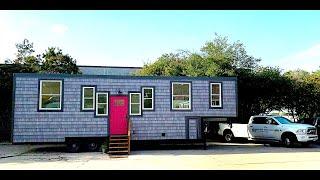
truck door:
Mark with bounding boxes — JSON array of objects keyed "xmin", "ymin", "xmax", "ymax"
[
  {"xmin": 248, "ymin": 117, "xmax": 267, "ymax": 139},
  {"xmin": 264, "ymin": 118, "xmax": 281, "ymax": 140}
]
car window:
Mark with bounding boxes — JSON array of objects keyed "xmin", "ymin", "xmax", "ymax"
[
  {"xmin": 274, "ymin": 116, "xmax": 292, "ymax": 124},
  {"xmin": 252, "ymin": 117, "xmax": 267, "ymax": 124},
  {"xmin": 266, "ymin": 118, "xmax": 278, "ymax": 125}
]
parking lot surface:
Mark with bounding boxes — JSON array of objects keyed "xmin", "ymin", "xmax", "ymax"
[{"xmin": 1, "ymin": 142, "xmax": 320, "ymax": 170}]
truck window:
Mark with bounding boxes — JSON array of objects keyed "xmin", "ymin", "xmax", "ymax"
[
  {"xmin": 266, "ymin": 118, "xmax": 278, "ymax": 125},
  {"xmin": 252, "ymin": 117, "xmax": 267, "ymax": 124},
  {"xmin": 273, "ymin": 116, "xmax": 292, "ymax": 124}
]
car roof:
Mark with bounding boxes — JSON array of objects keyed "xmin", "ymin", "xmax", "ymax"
[{"xmin": 251, "ymin": 115, "xmax": 279, "ymax": 118}]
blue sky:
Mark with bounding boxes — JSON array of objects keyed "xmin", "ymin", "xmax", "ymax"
[{"xmin": 0, "ymin": 10, "xmax": 320, "ymax": 71}]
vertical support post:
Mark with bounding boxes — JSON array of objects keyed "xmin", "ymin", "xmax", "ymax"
[
  {"xmin": 127, "ymin": 118, "xmax": 131, "ymax": 154},
  {"xmin": 203, "ymin": 121, "xmax": 208, "ymax": 150}
]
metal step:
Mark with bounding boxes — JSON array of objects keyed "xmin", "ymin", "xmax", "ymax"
[
  {"xmin": 109, "ymin": 146, "xmax": 128, "ymax": 149},
  {"xmin": 108, "ymin": 150, "xmax": 129, "ymax": 153},
  {"xmin": 110, "ymin": 138, "xmax": 128, "ymax": 141},
  {"xmin": 108, "ymin": 134, "xmax": 130, "ymax": 156},
  {"xmin": 109, "ymin": 143, "xmax": 129, "ymax": 147},
  {"xmin": 110, "ymin": 135, "xmax": 128, "ymax": 137},
  {"xmin": 110, "ymin": 136, "xmax": 128, "ymax": 138},
  {"xmin": 109, "ymin": 142, "xmax": 129, "ymax": 145}
]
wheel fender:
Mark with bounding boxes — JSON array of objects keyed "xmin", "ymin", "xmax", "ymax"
[
  {"xmin": 223, "ymin": 129, "xmax": 233, "ymax": 136},
  {"xmin": 281, "ymin": 131, "xmax": 296, "ymax": 140}
]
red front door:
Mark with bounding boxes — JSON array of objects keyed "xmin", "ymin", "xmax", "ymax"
[{"xmin": 110, "ymin": 95, "xmax": 129, "ymax": 135}]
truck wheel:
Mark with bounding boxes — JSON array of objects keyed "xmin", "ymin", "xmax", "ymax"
[
  {"xmin": 67, "ymin": 142, "xmax": 81, "ymax": 153},
  {"xmin": 86, "ymin": 142, "xmax": 100, "ymax": 152},
  {"xmin": 282, "ymin": 134, "xmax": 296, "ymax": 148},
  {"xmin": 223, "ymin": 131, "xmax": 234, "ymax": 143}
]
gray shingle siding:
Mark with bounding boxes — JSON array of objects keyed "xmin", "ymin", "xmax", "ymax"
[
  {"xmin": 13, "ymin": 73, "xmax": 237, "ymax": 143},
  {"xmin": 188, "ymin": 119, "xmax": 198, "ymax": 139}
]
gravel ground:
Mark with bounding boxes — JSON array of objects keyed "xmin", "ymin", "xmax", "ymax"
[{"xmin": 1, "ymin": 142, "xmax": 320, "ymax": 170}]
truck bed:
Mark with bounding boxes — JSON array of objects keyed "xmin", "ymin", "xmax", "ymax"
[{"xmin": 218, "ymin": 123, "xmax": 249, "ymax": 138}]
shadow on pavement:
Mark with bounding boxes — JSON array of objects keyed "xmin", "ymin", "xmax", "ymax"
[
  {"xmin": 10, "ymin": 140, "xmax": 320, "ymax": 156},
  {"xmin": 29, "ymin": 145, "xmax": 68, "ymax": 153}
]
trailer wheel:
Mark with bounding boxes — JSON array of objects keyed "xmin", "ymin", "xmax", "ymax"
[
  {"xmin": 86, "ymin": 142, "xmax": 100, "ymax": 152},
  {"xmin": 223, "ymin": 130, "xmax": 234, "ymax": 143},
  {"xmin": 67, "ymin": 142, "xmax": 81, "ymax": 153}
]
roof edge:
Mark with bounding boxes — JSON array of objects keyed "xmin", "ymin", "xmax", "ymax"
[
  {"xmin": 78, "ymin": 65, "xmax": 142, "ymax": 69},
  {"xmin": 13, "ymin": 73, "xmax": 237, "ymax": 81}
]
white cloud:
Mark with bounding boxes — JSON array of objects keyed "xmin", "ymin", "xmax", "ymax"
[
  {"xmin": 51, "ymin": 24, "xmax": 68, "ymax": 35},
  {"xmin": 276, "ymin": 43, "xmax": 320, "ymax": 72},
  {"xmin": 0, "ymin": 16, "xmax": 23, "ymax": 62}
]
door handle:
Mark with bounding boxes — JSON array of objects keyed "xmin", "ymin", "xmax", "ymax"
[{"xmin": 249, "ymin": 126, "xmax": 253, "ymax": 127}]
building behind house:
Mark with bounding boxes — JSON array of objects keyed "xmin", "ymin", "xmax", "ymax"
[{"xmin": 78, "ymin": 65, "xmax": 141, "ymax": 76}]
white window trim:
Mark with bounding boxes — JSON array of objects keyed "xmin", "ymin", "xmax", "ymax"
[
  {"xmin": 171, "ymin": 82, "xmax": 191, "ymax": 110},
  {"xmin": 142, "ymin": 87, "xmax": 154, "ymax": 110},
  {"xmin": 210, "ymin": 82, "xmax": 222, "ymax": 108},
  {"xmin": 82, "ymin": 87, "xmax": 95, "ymax": 110},
  {"xmin": 95, "ymin": 92, "xmax": 108, "ymax": 116},
  {"xmin": 39, "ymin": 80, "xmax": 62, "ymax": 111},
  {"xmin": 129, "ymin": 92, "xmax": 141, "ymax": 115}
]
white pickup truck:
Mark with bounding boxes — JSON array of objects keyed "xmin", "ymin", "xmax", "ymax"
[{"xmin": 218, "ymin": 115, "xmax": 318, "ymax": 147}]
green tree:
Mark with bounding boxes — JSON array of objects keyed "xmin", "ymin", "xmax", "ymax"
[
  {"xmin": 8, "ymin": 39, "xmax": 41, "ymax": 72},
  {"xmin": 0, "ymin": 40, "xmax": 81, "ymax": 142},
  {"xmin": 236, "ymin": 66, "xmax": 291, "ymax": 122},
  {"xmin": 199, "ymin": 34, "xmax": 261, "ymax": 76},
  {"xmin": 137, "ymin": 52, "xmax": 187, "ymax": 76},
  {"xmin": 283, "ymin": 69, "xmax": 320, "ymax": 119},
  {"xmin": 136, "ymin": 34, "xmax": 320, "ymax": 123},
  {"xmin": 41, "ymin": 47, "xmax": 80, "ymax": 74},
  {"xmin": 183, "ymin": 53, "xmax": 208, "ymax": 76},
  {"xmin": 0, "ymin": 63, "xmax": 35, "ymax": 141},
  {"xmin": 137, "ymin": 34, "xmax": 261, "ymax": 78},
  {"xmin": 137, "ymin": 34, "xmax": 263, "ymax": 122},
  {"xmin": 284, "ymin": 69, "xmax": 310, "ymax": 82},
  {"xmin": 14, "ymin": 39, "xmax": 35, "ymax": 64}
]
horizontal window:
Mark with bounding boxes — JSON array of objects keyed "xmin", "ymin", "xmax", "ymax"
[
  {"xmin": 171, "ymin": 82, "xmax": 191, "ymax": 110},
  {"xmin": 39, "ymin": 80, "xmax": 62, "ymax": 111}
]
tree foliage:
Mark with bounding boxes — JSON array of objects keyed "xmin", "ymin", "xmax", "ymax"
[
  {"xmin": 0, "ymin": 39, "xmax": 81, "ymax": 141},
  {"xmin": 137, "ymin": 52, "xmax": 187, "ymax": 76},
  {"xmin": 14, "ymin": 39, "xmax": 35, "ymax": 64},
  {"xmin": 137, "ymin": 34, "xmax": 261, "ymax": 78},
  {"xmin": 200, "ymin": 34, "xmax": 261, "ymax": 76},
  {"xmin": 41, "ymin": 47, "xmax": 80, "ymax": 74},
  {"xmin": 137, "ymin": 34, "xmax": 320, "ymax": 122}
]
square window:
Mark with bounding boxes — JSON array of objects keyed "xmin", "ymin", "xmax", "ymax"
[{"xmin": 39, "ymin": 80, "xmax": 62, "ymax": 111}]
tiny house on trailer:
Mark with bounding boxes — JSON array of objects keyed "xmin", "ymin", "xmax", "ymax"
[{"xmin": 12, "ymin": 73, "xmax": 238, "ymax": 154}]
